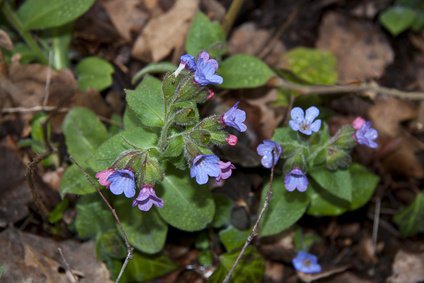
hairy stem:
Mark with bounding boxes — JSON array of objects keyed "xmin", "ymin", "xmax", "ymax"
[
  {"xmin": 223, "ymin": 155, "xmax": 276, "ymax": 282},
  {"xmin": 71, "ymin": 157, "xmax": 134, "ymax": 283},
  {"xmin": 222, "ymin": 0, "xmax": 245, "ymax": 35}
]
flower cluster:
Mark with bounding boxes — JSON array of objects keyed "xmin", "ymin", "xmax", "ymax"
[
  {"xmin": 292, "ymin": 251, "xmax": 322, "ymax": 274},
  {"xmin": 190, "ymin": 154, "xmax": 235, "ymax": 185},
  {"xmin": 96, "ymin": 168, "xmax": 163, "ymax": 212},
  {"xmin": 352, "ymin": 117, "xmax": 378, "ymax": 148},
  {"xmin": 174, "ymin": 51, "xmax": 223, "ymax": 86}
]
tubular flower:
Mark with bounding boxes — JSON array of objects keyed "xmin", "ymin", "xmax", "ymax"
[
  {"xmin": 256, "ymin": 140, "xmax": 282, "ymax": 168},
  {"xmin": 132, "ymin": 185, "xmax": 164, "ymax": 212},
  {"xmin": 292, "ymin": 251, "xmax": 322, "ymax": 274},
  {"xmin": 106, "ymin": 169, "xmax": 136, "ymax": 198},
  {"xmin": 222, "ymin": 101, "xmax": 247, "ymax": 132},
  {"xmin": 352, "ymin": 117, "xmax": 378, "ymax": 148},
  {"xmin": 284, "ymin": 168, "xmax": 308, "ymax": 192},
  {"xmin": 173, "ymin": 54, "xmax": 196, "ymax": 77},
  {"xmin": 289, "ymin": 106, "xmax": 321, "ymax": 135},
  {"xmin": 190, "ymin": 154, "xmax": 221, "ymax": 185},
  {"xmin": 194, "ymin": 51, "xmax": 223, "ymax": 85},
  {"xmin": 216, "ymin": 161, "xmax": 236, "ymax": 184}
]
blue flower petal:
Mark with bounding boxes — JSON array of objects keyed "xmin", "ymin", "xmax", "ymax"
[
  {"xmin": 304, "ymin": 106, "xmax": 320, "ymax": 123},
  {"xmin": 309, "ymin": 119, "xmax": 322, "ymax": 133},
  {"xmin": 290, "ymin": 107, "xmax": 304, "ymax": 121}
]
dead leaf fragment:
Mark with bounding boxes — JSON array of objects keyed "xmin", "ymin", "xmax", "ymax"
[
  {"xmin": 0, "ymin": 29, "xmax": 13, "ymax": 50},
  {"xmin": 102, "ymin": 0, "xmax": 149, "ymax": 41},
  {"xmin": 387, "ymin": 250, "xmax": 424, "ymax": 283},
  {"xmin": 317, "ymin": 12, "xmax": 394, "ymax": 81},
  {"xmin": 132, "ymin": 0, "xmax": 199, "ymax": 62}
]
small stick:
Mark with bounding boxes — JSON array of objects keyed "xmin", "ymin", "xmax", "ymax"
[
  {"xmin": 371, "ymin": 198, "xmax": 381, "ymax": 255},
  {"xmin": 58, "ymin": 247, "xmax": 78, "ymax": 282},
  {"xmin": 223, "ymin": 154, "xmax": 276, "ymax": 283},
  {"xmin": 71, "ymin": 157, "xmax": 133, "ymax": 283},
  {"xmin": 221, "ymin": 0, "xmax": 245, "ymax": 36}
]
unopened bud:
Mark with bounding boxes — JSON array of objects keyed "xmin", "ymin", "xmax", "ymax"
[
  {"xmin": 207, "ymin": 89, "xmax": 215, "ymax": 100},
  {"xmin": 226, "ymin": 134, "xmax": 238, "ymax": 146}
]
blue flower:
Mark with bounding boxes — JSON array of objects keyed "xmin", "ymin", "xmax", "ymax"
[
  {"xmin": 292, "ymin": 251, "xmax": 322, "ymax": 274},
  {"xmin": 173, "ymin": 54, "xmax": 196, "ymax": 77},
  {"xmin": 256, "ymin": 140, "xmax": 282, "ymax": 168},
  {"xmin": 222, "ymin": 101, "xmax": 247, "ymax": 132},
  {"xmin": 190, "ymin": 154, "xmax": 221, "ymax": 185},
  {"xmin": 194, "ymin": 51, "xmax": 223, "ymax": 85},
  {"xmin": 289, "ymin": 106, "xmax": 321, "ymax": 135},
  {"xmin": 107, "ymin": 169, "xmax": 136, "ymax": 198},
  {"xmin": 354, "ymin": 121, "xmax": 378, "ymax": 149},
  {"xmin": 132, "ymin": 185, "xmax": 164, "ymax": 212},
  {"xmin": 216, "ymin": 161, "xmax": 236, "ymax": 184},
  {"xmin": 284, "ymin": 168, "xmax": 308, "ymax": 192}
]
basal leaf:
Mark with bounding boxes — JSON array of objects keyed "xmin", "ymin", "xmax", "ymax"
[
  {"xmin": 394, "ymin": 191, "xmax": 424, "ymax": 237},
  {"xmin": 309, "ymin": 167, "xmax": 352, "ymax": 202},
  {"xmin": 76, "ymin": 56, "xmax": 114, "ymax": 92},
  {"xmin": 380, "ymin": 6, "xmax": 417, "ymax": 35},
  {"xmin": 63, "ymin": 107, "xmax": 108, "ymax": 166},
  {"xmin": 60, "ymin": 164, "xmax": 96, "ymax": 196},
  {"xmin": 123, "ymin": 253, "xmax": 178, "ymax": 282},
  {"xmin": 125, "ymin": 76, "xmax": 164, "ymax": 128},
  {"xmin": 18, "ymin": 0, "xmax": 95, "ymax": 30},
  {"xmin": 219, "ymin": 55, "xmax": 274, "ymax": 89},
  {"xmin": 219, "ymin": 226, "xmax": 250, "ymax": 251},
  {"xmin": 156, "ymin": 174, "xmax": 215, "ymax": 231},
  {"xmin": 350, "ymin": 163, "xmax": 379, "ymax": 210},
  {"xmin": 259, "ymin": 177, "xmax": 310, "ymax": 237}
]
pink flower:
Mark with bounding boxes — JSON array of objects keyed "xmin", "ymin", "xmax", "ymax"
[
  {"xmin": 207, "ymin": 89, "xmax": 215, "ymax": 100},
  {"xmin": 226, "ymin": 134, "xmax": 238, "ymax": 146},
  {"xmin": 96, "ymin": 169, "xmax": 115, "ymax": 187},
  {"xmin": 352, "ymin": 117, "xmax": 366, "ymax": 130}
]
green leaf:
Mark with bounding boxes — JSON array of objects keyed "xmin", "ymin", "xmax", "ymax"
[
  {"xmin": 156, "ymin": 174, "xmax": 215, "ymax": 231},
  {"xmin": 75, "ymin": 196, "xmax": 115, "ymax": 239},
  {"xmin": 259, "ymin": 177, "xmax": 310, "ymax": 237},
  {"xmin": 284, "ymin": 47, "xmax": 337, "ymax": 85},
  {"xmin": 212, "ymin": 194, "xmax": 233, "ymax": 228},
  {"xmin": 123, "ymin": 107, "xmax": 143, "ymax": 131},
  {"xmin": 89, "ymin": 128, "xmax": 157, "ymax": 171},
  {"xmin": 307, "ymin": 181, "xmax": 349, "ymax": 216},
  {"xmin": 309, "ymin": 168, "xmax": 352, "ymax": 202},
  {"xmin": 350, "ymin": 163, "xmax": 379, "ymax": 210},
  {"xmin": 219, "ymin": 226, "xmax": 250, "ymax": 251},
  {"xmin": 380, "ymin": 6, "xmax": 417, "ymax": 36},
  {"xmin": 132, "ymin": 62, "xmax": 176, "ymax": 84},
  {"xmin": 96, "ymin": 230, "xmax": 127, "ymax": 260},
  {"xmin": 48, "ymin": 198, "xmax": 69, "ymax": 223},
  {"xmin": 76, "ymin": 56, "xmax": 114, "ymax": 92},
  {"xmin": 60, "ymin": 164, "xmax": 96, "ymax": 196},
  {"xmin": 219, "ymin": 55, "xmax": 274, "ymax": 89},
  {"xmin": 394, "ymin": 192, "xmax": 424, "ymax": 237},
  {"xmin": 126, "ymin": 76, "xmax": 164, "ymax": 128},
  {"xmin": 116, "ymin": 199, "xmax": 168, "ymax": 254},
  {"xmin": 209, "ymin": 247, "xmax": 265, "ymax": 283},
  {"xmin": 185, "ymin": 12, "xmax": 226, "ymax": 58},
  {"xmin": 124, "ymin": 252, "xmax": 178, "ymax": 282},
  {"xmin": 40, "ymin": 23, "xmax": 73, "ymax": 69},
  {"xmin": 17, "ymin": 0, "xmax": 95, "ymax": 30},
  {"xmin": 63, "ymin": 107, "xmax": 108, "ymax": 165}
]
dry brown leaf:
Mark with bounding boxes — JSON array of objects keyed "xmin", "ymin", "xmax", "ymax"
[
  {"xmin": 265, "ymin": 261, "xmax": 285, "ymax": 282},
  {"xmin": 0, "ymin": 29, "xmax": 13, "ymax": 50},
  {"xmin": 132, "ymin": 0, "xmax": 199, "ymax": 62},
  {"xmin": 102, "ymin": 0, "xmax": 149, "ymax": 41},
  {"xmin": 228, "ymin": 22, "xmax": 286, "ymax": 67},
  {"xmin": 201, "ymin": 0, "xmax": 226, "ymax": 21},
  {"xmin": 387, "ymin": 250, "xmax": 424, "ymax": 283},
  {"xmin": 0, "ymin": 229, "xmax": 112, "ymax": 282},
  {"xmin": 324, "ymin": 271, "xmax": 373, "ymax": 283},
  {"xmin": 317, "ymin": 12, "xmax": 394, "ymax": 82}
]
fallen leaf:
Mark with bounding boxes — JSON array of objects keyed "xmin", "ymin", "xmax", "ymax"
[
  {"xmin": 201, "ymin": 0, "xmax": 226, "ymax": 21},
  {"xmin": 0, "ymin": 229, "xmax": 112, "ymax": 282},
  {"xmin": 387, "ymin": 250, "xmax": 424, "ymax": 283},
  {"xmin": 101, "ymin": 0, "xmax": 149, "ymax": 41},
  {"xmin": 0, "ymin": 29, "xmax": 13, "ymax": 50},
  {"xmin": 317, "ymin": 12, "xmax": 394, "ymax": 81},
  {"xmin": 132, "ymin": 0, "xmax": 199, "ymax": 62},
  {"xmin": 265, "ymin": 261, "xmax": 285, "ymax": 282},
  {"xmin": 324, "ymin": 271, "xmax": 373, "ymax": 283}
]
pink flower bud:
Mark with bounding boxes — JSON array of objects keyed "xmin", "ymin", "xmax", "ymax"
[
  {"xmin": 352, "ymin": 117, "xmax": 366, "ymax": 130},
  {"xmin": 207, "ymin": 89, "xmax": 215, "ymax": 100},
  {"xmin": 226, "ymin": 134, "xmax": 238, "ymax": 146}
]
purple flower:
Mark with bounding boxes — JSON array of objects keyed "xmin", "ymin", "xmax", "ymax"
[
  {"xmin": 256, "ymin": 140, "xmax": 282, "ymax": 168},
  {"xmin": 222, "ymin": 101, "xmax": 247, "ymax": 132},
  {"xmin": 132, "ymin": 185, "xmax": 164, "ymax": 212},
  {"xmin": 173, "ymin": 54, "xmax": 196, "ymax": 77},
  {"xmin": 353, "ymin": 120, "xmax": 378, "ymax": 149},
  {"xmin": 190, "ymin": 154, "xmax": 221, "ymax": 185},
  {"xmin": 292, "ymin": 251, "xmax": 322, "ymax": 274},
  {"xmin": 284, "ymin": 168, "xmax": 308, "ymax": 192},
  {"xmin": 289, "ymin": 106, "xmax": 321, "ymax": 135},
  {"xmin": 96, "ymin": 169, "xmax": 114, "ymax": 187},
  {"xmin": 107, "ymin": 169, "xmax": 136, "ymax": 198},
  {"xmin": 216, "ymin": 161, "xmax": 236, "ymax": 183},
  {"xmin": 194, "ymin": 51, "xmax": 223, "ymax": 85}
]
